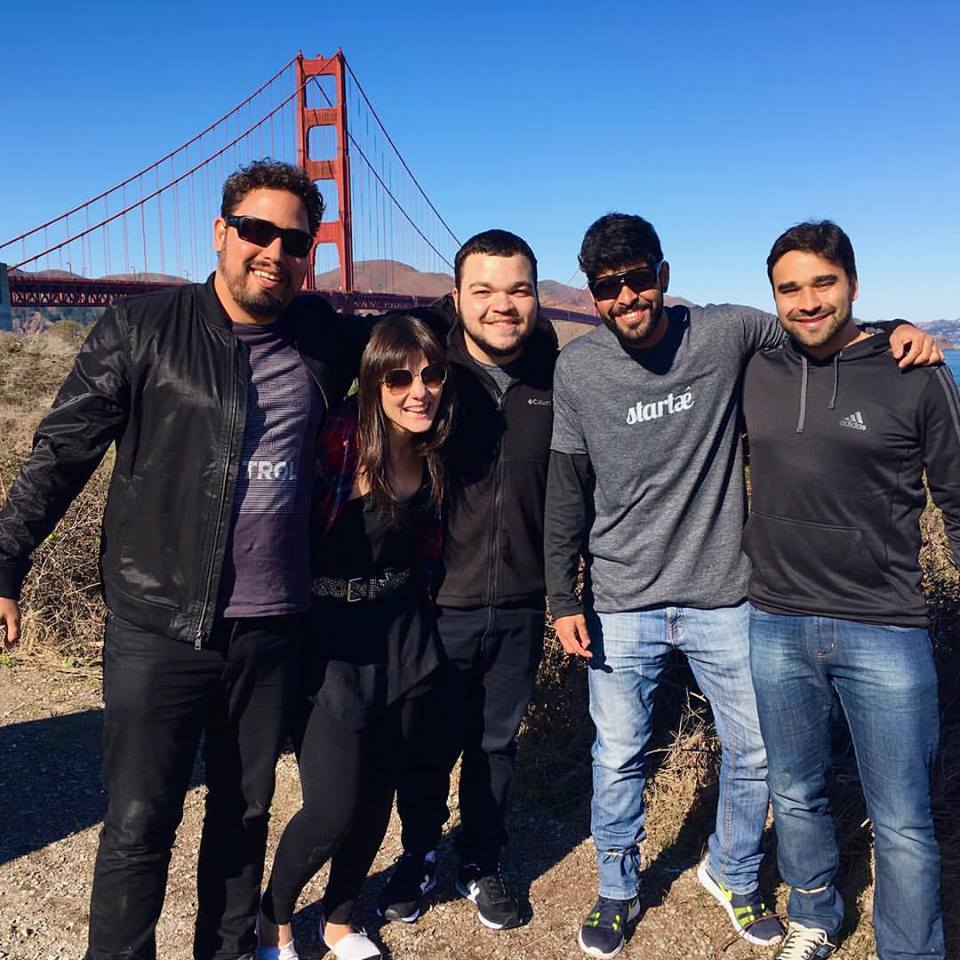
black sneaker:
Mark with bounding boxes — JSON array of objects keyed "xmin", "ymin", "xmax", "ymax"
[
  {"xmin": 377, "ymin": 851, "xmax": 437, "ymax": 923},
  {"xmin": 578, "ymin": 895, "xmax": 641, "ymax": 959},
  {"xmin": 454, "ymin": 862, "xmax": 522, "ymax": 930},
  {"xmin": 696, "ymin": 859, "xmax": 783, "ymax": 945}
]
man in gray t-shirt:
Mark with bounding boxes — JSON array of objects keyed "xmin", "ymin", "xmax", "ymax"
[{"xmin": 544, "ymin": 213, "xmax": 784, "ymax": 959}]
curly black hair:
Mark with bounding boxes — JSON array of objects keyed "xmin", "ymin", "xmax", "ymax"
[
  {"xmin": 221, "ymin": 159, "xmax": 324, "ymax": 235},
  {"xmin": 578, "ymin": 213, "xmax": 663, "ymax": 283}
]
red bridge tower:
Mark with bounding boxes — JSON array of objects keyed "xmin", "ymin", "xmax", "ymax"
[{"xmin": 296, "ymin": 50, "xmax": 354, "ymax": 292}]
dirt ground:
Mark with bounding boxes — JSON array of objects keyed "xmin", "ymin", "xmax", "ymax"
[{"xmin": 0, "ymin": 659, "xmax": 910, "ymax": 960}]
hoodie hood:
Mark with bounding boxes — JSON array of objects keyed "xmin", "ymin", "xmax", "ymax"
[{"xmin": 782, "ymin": 329, "xmax": 891, "ymax": 433}]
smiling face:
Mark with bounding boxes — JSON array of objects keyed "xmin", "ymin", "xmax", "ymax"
[
  {"xmin": 452, "ymin": 252, "xmax": 538, "ymax": 365},
  {"xmin": 592, "ymin": 259, "xmax": 670, "ymax": 350},
  {"xmin": 772, "ymin": 249, "xmax": 859, "ymax": 358},
  {"xmin": 380, "ymin": 350, "xmax": 445, "ymax": 438},
  {"xmin": 213, "ymin": 188, "xmax": 310, "ymax": 324}
]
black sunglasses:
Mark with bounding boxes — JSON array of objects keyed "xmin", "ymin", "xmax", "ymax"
[
  {"xmin": 589, "ymin": 262, "xmax": 663, "ymax": 301},
  {"xmin": 381, "ymin": 363, "xmax": 447, "ymax": 394},
  {"xmin": 225, "ymin": 215, "xmax": 314, "ymax": 258}
]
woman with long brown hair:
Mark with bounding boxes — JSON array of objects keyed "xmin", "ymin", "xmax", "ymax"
[{"xmin": 257, "ymin": 313, "xmax": 455, "ymax": 960}]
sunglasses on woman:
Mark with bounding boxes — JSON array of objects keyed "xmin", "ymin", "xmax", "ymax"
[
  {"xmin": 225, "ymin": 215, "xmax": 314, "ymax": 258},
  {"xmin": 381, "ymin": 363, "xmax": 447, "ymax": 394}
]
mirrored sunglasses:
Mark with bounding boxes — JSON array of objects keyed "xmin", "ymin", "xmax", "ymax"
[
  {"xmin": 225, "ymin": 215, "xmax": 314, "ymax": 258},
  {"xmin": 381, "ymin": 363, "xmax": 447, "ymax": 394},
  {"xmin": 589, "ymin": 262, "xmax": 663, "ymax": 301}
]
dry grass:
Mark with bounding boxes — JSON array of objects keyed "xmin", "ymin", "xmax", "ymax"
[{"xmin": 0, "ymin": 329, "xmax": 108, "ymax": 666}]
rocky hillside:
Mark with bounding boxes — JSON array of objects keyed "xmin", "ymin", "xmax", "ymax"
[{"xmin": 918, "ymin": 319, "xmax": 960, "ymax": 348}]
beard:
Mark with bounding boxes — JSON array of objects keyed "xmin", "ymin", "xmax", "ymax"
[
  {"xmin": 466, "ymin": 330, "xmax": 524, "ymax": 358},
  {"xmin": 602, "ymin": 296, "xmax": 665, "ymax": 349},
  {"xmin": 217, "ymin": 252, "xmax": 297, "ymax": 320},
  {"xmin": 784, "ymin": 306, "xmax": 851, "ymax": 352}
]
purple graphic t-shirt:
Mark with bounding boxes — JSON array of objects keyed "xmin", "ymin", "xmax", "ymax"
[{"xmin": 219, "ymin": 318, "xmax": 322, "ymax": 617}]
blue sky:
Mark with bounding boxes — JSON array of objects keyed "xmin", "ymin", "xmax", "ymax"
[{"xmin": 2, "ymin": 0, "xmax": 957, "ymax": 321}]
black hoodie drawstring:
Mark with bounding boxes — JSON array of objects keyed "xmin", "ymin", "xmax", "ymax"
[
  {"xmin": 797, "ymin": 350, "xmax": 843, "ymax": 432},
  {"xmin": 829, "ymin": 352, "xmax": 841, "ymax": 410},
  {"xmin": 796, "ymin": 355, "xmax": 808, "ymax": 433}
]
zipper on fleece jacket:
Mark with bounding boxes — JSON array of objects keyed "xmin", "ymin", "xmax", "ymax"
[
  {"xmin": 194, "ymin": 336, "xmax": 243, "ymax": 649},
  {"xmin": 485, "ymin": 390, "xmax": 507, "ymax": 605},
  {"xmin": 484, "ymin": 377, "xmax": 522, "ymax": 606}
]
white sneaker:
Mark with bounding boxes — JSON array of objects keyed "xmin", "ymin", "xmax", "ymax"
[
  {"xmin": 773, "ymin": 921, "xmax": 836, "ymax": 960},
  {"xmin": 321, "ymin": 928, "xmax": 383, "ymax": 960},
  {"xmin": 255, "ymin": 943, "xmax": 299, "ymax": 960},
  {"xmin": 255, "ymin": 897, "xmax": 299, "ymax": 960}
]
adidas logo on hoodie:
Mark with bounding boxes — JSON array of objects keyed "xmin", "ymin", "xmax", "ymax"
[{"xmin": 839, "ymin": 411, "xmax": 867, "ymax": 431}]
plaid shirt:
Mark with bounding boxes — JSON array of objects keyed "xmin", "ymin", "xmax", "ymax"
[{"xmin": 312, "ymin": 397, "xmax": 442, "ymax": 570}]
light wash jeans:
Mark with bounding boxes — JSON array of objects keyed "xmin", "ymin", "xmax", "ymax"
[
  {"xmin": 750, "ymin": 608, "xmax": 944, "ymax": 960},
  {"xmin": 586, "ymin": 602, "xmax": 768, "ymax": 900}
]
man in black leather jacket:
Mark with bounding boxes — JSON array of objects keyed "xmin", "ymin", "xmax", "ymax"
[{"xmin": 0, "ymin": 161, "xmax": 364, "ymax": 960}]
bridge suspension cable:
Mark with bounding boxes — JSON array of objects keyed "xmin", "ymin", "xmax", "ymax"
[
  {"xmin": 2, "ymin": 51, "xmax": 462, "ymax": 303},
  {"xmin": 0, "ymin": 56, "xmax": 298, "ymax": 253}
]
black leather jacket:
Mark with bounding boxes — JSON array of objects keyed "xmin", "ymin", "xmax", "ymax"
[{"xmin": 0, "ymin": 276, "xmax": 363, "ymax": 646}]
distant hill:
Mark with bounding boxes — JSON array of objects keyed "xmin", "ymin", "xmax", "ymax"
[
  {"xmin": 918, "ymin": 319, "xmax": 960, "ymax": 349},
  {"xmin": 10, "ymin": 267, "xmax": 187, "ymax": 285},
  {"xmin": 315, "ymin": 261, "xmax": 453, "ymax": 300},
  {"xmin": 318, "ymin": 262, "xmax": 698, "ymax": 315}
]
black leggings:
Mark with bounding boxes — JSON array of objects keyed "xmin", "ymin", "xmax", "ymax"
[{"xmin": 262, "ymin": 687, "xmax": 426, "ymax": 926}]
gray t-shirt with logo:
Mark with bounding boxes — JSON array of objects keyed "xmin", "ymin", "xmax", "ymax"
[
  {"xmin": 550, "ymin": 304, "xmax": 781, "ymax": 612},
  {"xmin": 220, "ymin": 319, "xmax": 322, "ymax": 617}
]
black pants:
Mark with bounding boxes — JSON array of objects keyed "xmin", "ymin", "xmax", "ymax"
[
  {"xmin": 86, "ymin": 613, "xmax": 302, "ymax": 960},
  {"xmin": 397, "ymin": 605, "xmax": 544, "ymax": 868},
  {"xmin": 262, "ymin": 680, "xmax": 431, "ymax": 927}
]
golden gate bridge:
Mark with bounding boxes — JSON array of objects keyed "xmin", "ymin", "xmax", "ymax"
[{"xmin": 0, "ymin": 50, "xmax": 596, "ymax": 326}]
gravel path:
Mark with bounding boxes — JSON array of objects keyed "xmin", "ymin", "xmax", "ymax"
[{"xmin": 1, "ymin": 661, "xmax": 887, "ymax": 960}]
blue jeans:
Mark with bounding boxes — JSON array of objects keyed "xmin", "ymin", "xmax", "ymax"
[
  {"xmin": 586, "ymin": 602, "xmax": 768, "ymax": 900},
  {"xmin": 750, "ymin": 608, "xmax": 944, "ymax": 960}
]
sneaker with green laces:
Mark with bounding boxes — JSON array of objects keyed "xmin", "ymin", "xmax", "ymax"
[
  {"xmin": 697, "ymin": 860, "xmax": 783, "ymax": 946},
  {"xmin": 578, "ymin": 895, "xmax": 641, "ymax": 959}
]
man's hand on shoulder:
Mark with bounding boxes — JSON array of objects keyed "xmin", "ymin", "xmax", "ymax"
[
  {"xmin": 0, "ymin": 597, "xmax": 21, "ymax": 648},
  {"xmin": 554, "ymin": 613, "xmax": 593, "ymax": 659},
  {"xmin": 888, "ymin": 323, "xmax": 944, "ymax": 368}
]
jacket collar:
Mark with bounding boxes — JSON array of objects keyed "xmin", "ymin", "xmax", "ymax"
[{"xmin": 197, "ymin": 273, "xmax": 232, "ymax": 331}]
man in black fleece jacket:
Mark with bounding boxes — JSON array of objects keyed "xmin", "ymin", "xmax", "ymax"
[
  {"xmin": 743, "ymin": 221, "xmax": 960, "ymax": 960},
  {"xmin": 378, "ymin": 230, "xmax": 556, "ymax": 931}
]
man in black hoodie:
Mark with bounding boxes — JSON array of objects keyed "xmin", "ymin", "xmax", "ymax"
[
  {"xmin": 378, "ymin": 230, "xmax": 556, "ymax": 930},
  {"xmin": 743, "ymin": 221, "xmax": 959, "ymax": 960}
]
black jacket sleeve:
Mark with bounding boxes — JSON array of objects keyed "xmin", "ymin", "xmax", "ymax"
[
  {"xmin": 544, "ymin": 450, "xmax": 593, "ymax": 619},
  {"xmin": 0, "ymin": 306, "xmax": 130, "ymax": 598},
  {"xmin": 920, "ymin": 367, "xmax": 960, "ymax": 567}
]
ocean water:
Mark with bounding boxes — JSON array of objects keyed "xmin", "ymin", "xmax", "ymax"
[{"xmin": 946, "ymin": 352, "xmax": 960, "ymax": 383}]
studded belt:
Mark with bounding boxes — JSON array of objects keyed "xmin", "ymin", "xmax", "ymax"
[{"xmin": 311, "ymin": 567, "xmax": 412, "ymax": 602}]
